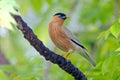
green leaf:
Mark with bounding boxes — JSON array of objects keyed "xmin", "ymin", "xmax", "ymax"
[
  {"xmin": 115, "ymin": 47, "xmax": 120, "ymax": 52},
  {"xmin": 115, "ymin": 48, "xmax": 120, "ymax": 55},
  {"xmin": 0, "ymin": 69, "xmax": 7, "ymax": 79},
  {"xmin": 110, "ymin": 18, "xmax": 120, "ymax": 38},
  {"xmin": 0, "ymin": 0, "xmax": 20, "ymax": 30},
  {"xmin": 102, "ymin": 56, "xmax": 120, "ymax": 79},
  {"xmin": 97, "ymin": 29, "xmax": 110, "ymax": 40}
]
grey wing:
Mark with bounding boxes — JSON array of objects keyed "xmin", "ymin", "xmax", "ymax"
[
  {"xmin": 64, "ymin": 27, "xmax": 96, "ymax": 66},
  {"xmin": 63, "ymin": 27, "xmax": 87, "ymax": 50}
]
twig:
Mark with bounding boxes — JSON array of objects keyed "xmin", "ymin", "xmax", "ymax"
[{"xmin": 12, "ymin": 15, "xmax": 87, "ymax": 80}]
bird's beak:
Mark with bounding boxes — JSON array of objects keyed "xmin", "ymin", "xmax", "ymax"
[{"xmin": 66, "ymin": 16, "xmax": 70, "ymax": 19}]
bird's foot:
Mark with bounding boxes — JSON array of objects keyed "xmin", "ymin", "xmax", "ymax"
[{"xmin": 61, "ymin": 52, "xmax": 71, "ymax": 60}]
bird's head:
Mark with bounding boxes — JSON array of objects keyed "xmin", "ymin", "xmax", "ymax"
[{"xmin": 54, "ymin": 13, "xmax": 70, "ymax": 20}]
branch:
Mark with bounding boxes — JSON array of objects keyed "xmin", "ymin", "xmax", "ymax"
[{"xmin": 12, "ymin": 15, "xmax": 87, "ymax": 80}]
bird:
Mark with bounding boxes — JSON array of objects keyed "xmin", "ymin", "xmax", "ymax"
[{"xmin": 49, "ymin": 13, "xmax": 96, "ymax": 66}]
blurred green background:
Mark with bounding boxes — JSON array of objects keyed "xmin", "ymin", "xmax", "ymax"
[{"xmin": 0, "ymin": 0, "xmax": 120, "ymax": 80}]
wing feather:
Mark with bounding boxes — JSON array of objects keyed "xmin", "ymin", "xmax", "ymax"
[
  {"xmin": 63, "ymin": 27, "xmax": 87, "ymax": 50},
  {"xmin": 63, "ymin": 27, "xmax": 96, "ymax": 66}
]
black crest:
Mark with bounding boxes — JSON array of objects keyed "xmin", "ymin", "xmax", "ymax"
[{"xmin": 54, "ymin": 13, "xmax": 67, "ymax": 20}]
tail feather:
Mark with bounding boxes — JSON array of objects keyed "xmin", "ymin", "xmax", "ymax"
[{"xmin": 78, "ymin": 49, "xmax": 96, "ymax": 66}]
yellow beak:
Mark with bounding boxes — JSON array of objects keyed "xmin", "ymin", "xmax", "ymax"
[{"xmin": 66, "ymin": 16, "xmax": 70, "ymax": 19}]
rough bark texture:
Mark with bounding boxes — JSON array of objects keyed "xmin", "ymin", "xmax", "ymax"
[{"xmin": 13, "ymin": 15, "xmax": 87, "ymax": 80}]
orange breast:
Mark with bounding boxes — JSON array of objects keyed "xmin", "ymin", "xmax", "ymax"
[{"xmin": 49, "ymin": 22, "xmax": 76, "ymax": 52}]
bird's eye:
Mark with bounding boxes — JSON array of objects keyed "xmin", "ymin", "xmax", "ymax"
[
  {"xmin": 61, "ymin": 16, "xmax": 66, "ymax": 19},
  {"xmin": 58, "ymin": 15, "xmax": 66, "ymax": 19}
]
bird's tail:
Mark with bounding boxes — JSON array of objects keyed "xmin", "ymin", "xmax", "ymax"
[{"xmin": 78, "ymin": 49, "xmax": 96, "ymax": 66}]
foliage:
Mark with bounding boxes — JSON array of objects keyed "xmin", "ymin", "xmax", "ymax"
[
  {"xmin": 0, "ymin": 0, "xmax": 20, "ymax": 30},
  {"xmin": 110, "ymin": 18, "xmax": 120, "ymax": 38},
  {"xmin": 0, "ymin": 0, "xmax": 120, "ymax": 80}
]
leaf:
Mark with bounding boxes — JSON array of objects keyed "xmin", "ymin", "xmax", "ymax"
[
  {"xmin": 97, "ymin": 29, "xmax": 110, "ymax": 40},
  {"xmin": 0, "ymin": 0, "xmax": 20, "ymax": 30},
  {"xmin": 110, "ymin": 18, "xmax": 120, "ymax": 38},
  {"xmin": 115, "ymin": 47, "xmax": 120, "ymax": 52},
  {"xmin": 111, "ymin": 51, "xmax": 120, "ymax": 56},
  {"xmin": 115, "ymin": 48, "xmax": 120, "ymax": 55},
  {"xmin": 102, "ymin": 56, "xmax": 120, "ymax": 80}
]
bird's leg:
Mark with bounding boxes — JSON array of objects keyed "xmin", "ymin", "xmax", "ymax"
[
  {"xmin": 65, "ymin": 49, "xmax": 73, "ymax": 58},
  {"xmin": 65, "ymin": 52, "xmax": 71, "ymax": 58},
  {"xmin": 61, "ymin": 50, "xmax": 72, "ymax": 59},
  {"xmin": 61, "ymin": 52, "xmax": 71, "ymax": 59}
]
